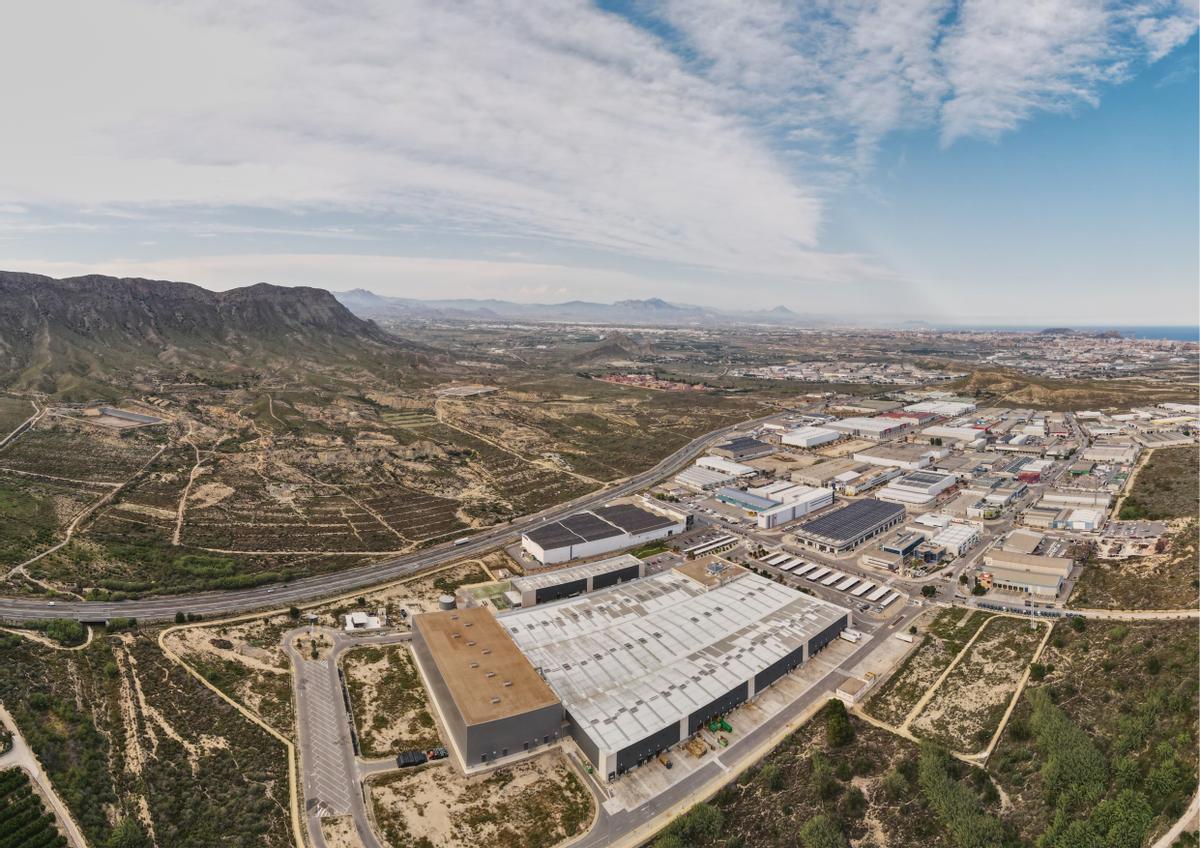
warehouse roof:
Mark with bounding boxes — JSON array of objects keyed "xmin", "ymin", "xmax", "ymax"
[
  {"xmin": 716, "ymin": 436, "xmax": 771, "ymax": 454},
  {"xmin": 523, "ymin": 504, "xmax": 675, "ymax": 550},
  {"xmin": 511, "ymin": 554, "xmax": 643, "ymax": 594},
  {"xmin": 795, "ymin": 498, "xmax": 904, "ymax": 543},
  {"xmin": 593, "ymin": 504, "xmax": 676, "ymax": 534},
  {"xmin": 414, "ymin": 607, "xmax": 560, "ymax": 726},
  {"xmin": 499, "ymin": 569, "xmax": 848, "ymax": 755}
]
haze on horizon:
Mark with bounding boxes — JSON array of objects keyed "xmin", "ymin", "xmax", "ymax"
[{"xmin": 1, "ymin": 0, "xmax": 1197, "ymax": 325}]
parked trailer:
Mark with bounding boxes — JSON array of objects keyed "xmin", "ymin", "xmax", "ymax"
[
  {"xmin": 851, "ymin": 582, "xmax": 875, "ymax": 597},
  {"xmin": 836, "ymin": 576, "xmax": 859, "ymax": 592},
  {"xmin": 820, "ymin": 571, "xmax": 844, "ymax": 587},
  {"xmin": 894, "ymin": 631, "xmax": 915, "ymax": 643},
  {"xmin": 806, "ymin": 567, "xmax": 831, "ymax": 581},
  {"xmin": 840, "ymin": 628, "xmax": 863, "ymax": 643},
  {"xmin": 880, "ymin": 591, "xmax": 901, "ymax": 607},
  {"xmin": 866, "ymin": 585, "xmax": 890, "ymax": 602}
]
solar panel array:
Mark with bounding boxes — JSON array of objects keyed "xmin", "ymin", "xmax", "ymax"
[
  {"xmin": 525, "ymin": 504, "xmax": 673, "ymax": 550},
  {"xmin": 796, "ymin": 498, "xmax": 904, "ymax": 543}
]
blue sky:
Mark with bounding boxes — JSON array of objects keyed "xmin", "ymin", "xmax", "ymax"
[{"xmin": 0, "ymin": 1, "xmax": 1196, "ymax": 324}]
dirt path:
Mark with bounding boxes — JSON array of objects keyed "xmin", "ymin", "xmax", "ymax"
[
  {"xmin": 899, "ymin": 613, "xmax": 997, "ymax": 732},
  {"xmin": 1111, "ymin": 446, "xmax": 1153, "ymax": 518},
  {"xmin": 173, "ymin": 426, "xmax": 204, "ymax": 546},
  {"xmin": 0, "ymin": 625, "xmax": 93, "ymax": 652},
  {"xmin": 0, "ymin": 399, "xmax": 43, "ymax": 450},
  {"xmin": 0, "ymin": 703, "xmax": 88, "ymax": 847},
  {"xmin": 6, "ymin": 443, "xmax": 169, "ymax": 584},
  {"xmin": 976, "ymin": 620, "xmax": 1054, "ymax": 761}
]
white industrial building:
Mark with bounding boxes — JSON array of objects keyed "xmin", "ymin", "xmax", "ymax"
[
  {"xmin": 854, "ymin": 444, "xmax": 946, "ymax": 471},
  {"xmin": 827, "ymin": 416, "xmax": 918, "ymax": 441},
  {"xmin": 904, "ymin": 400, "xmax": 977, "ymax": 416},
  {"xmin": 521, "ymin": 503, "xmax": 688, "ymax": 565},
  {"xmin": 922, "ymin": 424, "xmax": 987, "ymax": 444},
  {"xmin": 1063, "ymin": 508, "xmax": 1103, "ymax": 531},
  {"xmin": 500, "ymin": 560, "xmax": 850, "ymax": 781},
  {"xmin": 781, "ymin": 426, "xmax": 840, "ymax": 449},
  {"xmin": 695, "ymin": 455, "xmax": 757, "ymax": 477},
  {"xmin": 757, "ymin": 486, "xmax": 835, "ymax": 529},
  {"xmin": 877, "ymin": 470, "xmax": 958, "ymax": 505},
  {"xmin": 674, "ymin": 465, "xmax": 734, "ymax": 491},
  {"xmin": 930, "ymin": 522, "xmax": 981, "ymax": 557}
]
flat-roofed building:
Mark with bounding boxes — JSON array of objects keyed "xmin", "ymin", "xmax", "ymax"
[
  {"xmin": 711, "ymin": 437, "xmax": 774, "ymax": 461},
  {"xmin": 930, "ymin": 522, "xmax": 981, "ymax": 557},
  {"xmin": 694, "ymin": 455, "xmax": 757, "ymax": 477},
  {"xmin": 978, "ymin": 550, "xmax": 1074, "ymax": 601},
  {"xmin": 716, "ymin": 487, "xmax": 779, "ymax": 513},
  {"xmin": 757, "ymin": 486, "xmax": 834, "ymax": 529},
  {"xmin": 827, "ymin": 416, "xmax": 917, "ymax": 441},
  {"xmin": 854, "ymin": 443, "xmax": 946, "ymax": 471},
  {"xmin": 781, "ymin": 426, "xmax": 841, "ymax": 449},
  {"xmin": 500, "ymin": 562, "xmax": 850, "ymax": 781},
  {"xmin": 412, "ymin": 608, "xmax": 563, "ymax": 767},
  {"xmin": 791, "ymin": 498, "xmax": 905, "ymax": 553},
  {"xmin": 521, "ymin": 503, "xmax": 687, "ymax": 565},
  {"xmin": 877, "ymin": 470, "xmax": 958, "ymax": 505},
  {"xmin": 674, "ymin": 465, "xmax": 733, "ymax": 491},
  {"xmin": 792, "ymin": 458, "xmax": 868, "ymax": 487},
  {"xmin": 510, "ymin": 554, "xmax": 644, "ymax": 607}
]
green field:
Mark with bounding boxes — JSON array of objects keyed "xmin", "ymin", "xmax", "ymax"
[{"xmin": 0, "ymin": 767, "xmax": 67, "ymax": 848}]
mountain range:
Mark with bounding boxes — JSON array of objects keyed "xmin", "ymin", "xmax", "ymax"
[
  {"xmin": 334, "ymin": 289, "xmax": 813, "ymax": 326},
  {"xmin": 0, "ymin": 271, "xmax": 426, "ymax": 398}
]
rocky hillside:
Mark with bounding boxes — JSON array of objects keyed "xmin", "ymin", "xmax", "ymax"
[{"xmin": 0, "ymin": 271, "xmax": 430, "ymax": 397}]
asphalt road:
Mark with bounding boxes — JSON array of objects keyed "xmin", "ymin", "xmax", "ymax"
[{"xmin": 0, "ymin": 413, "xmax": 779, "ymax": 624}]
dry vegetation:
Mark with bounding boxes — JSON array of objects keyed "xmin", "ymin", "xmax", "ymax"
[
  {"xmin": 1117, "ymin": 446, "xmax": 1199, "ymax": 521},
  {"xmin": 1070, "ymin": 519, "xmax": 1199, "ymax": 610},
  {"xmin": 0, "ymin": 627, "xmax": 292, "ymax": 848},
  {"xmin": 910, "ymin": 617, "xmax": 1045, "ymax": 752},
  {"xmin": 343, "ymin": 645, "xmax": 440, "ymax": 757},
  {"xmin": 990, "ymin": 619, "xmax": 1198, "ymax": 847},
  {"xmin": 370, "ymin": 752, "xmax": 592, "ymax": 848},
  {"xmin": 652, "ymin": 701, "xmax": 1005, "ymax": 848},
  {"xmin": 864, "ymin": 608, "xmax": 992, "ymax": 727}
]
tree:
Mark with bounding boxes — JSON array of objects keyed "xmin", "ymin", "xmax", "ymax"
[
  {"xmin": 799, "ymin": 815, "xmax": 848, "ymax": 848},
  {"xmin": 45, "ymin": 618, "xmax": 84, "ymax": 646},
  {"xmin": 288, "ymin": 606, "xmax": 301, "ymax": 620},
  {"xmin": 107, "ymin": 818, "xmax": 150, "ymax": 848},
  {"xmin": 823, "ymin": 699, "xmax": 854, "ymax": 747},
  {"xmin": 921, "ymin": 585, "xmax": 937, "ymax": 598},
  {"xmin": 1069, "ymin": 615, "xmax": 1086, "ymax": 632},
  {"xmin": 174, "ymin": 611, "xmax": 186, "ymax": 624},
  {"xmin": 971, "ymin": 584, "xmax": 986, "ymax": 596}
]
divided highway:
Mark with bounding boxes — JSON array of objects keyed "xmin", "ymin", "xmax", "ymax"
[{"xmin": 0, "ymin": 413, "xmax": 780, "ymax": 624}]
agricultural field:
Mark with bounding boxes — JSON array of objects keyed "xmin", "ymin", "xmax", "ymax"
[
  {"xmin": 369, "ymin": 751, "xmax": 592, "ymax": 848},
  {"xmin": 0, "ymin": 628, "xmax": 293, "ymax": 848},
  {"xmin": 864, "ymin": 608, "xmax": 992, "ymax": 727},
  {"xmin": 0, "ymin": 416, "xmax": 167, "ymax": 484},
  {"xmin": 1118, "ymin": 446, "xmax": 1200, "ymax": 520},
  {"xmin": 651, "ymin": 701, "xmax": 1008, "ymax": 848},
  {"xmin": 990, "ymin": 619, "xmax": 1198, "ymax": 848},
  {"xmin": 910, "ymin": 616, "xmax": 1047, "ymax": 752},
  {"xmin": 0, "ymin": 396, "xmax": 35, "ymax": 437},
  {"xmin": 1070, "ymin": 519, "xmax": 1199, "ymax": 610},
  {"xmin": 343, "ymin": 645, "xmax": 440, "ymax": 757},
  {"xmin": 0, "ymin": 767, "xmax": 67, "ymax": 848}
]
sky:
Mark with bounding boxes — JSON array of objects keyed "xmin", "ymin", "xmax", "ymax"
[{"xmin": 0, "ymin": 0, "xmax": 1196, "ymax": 325}]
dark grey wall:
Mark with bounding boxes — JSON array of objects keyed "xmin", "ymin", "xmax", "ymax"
[
  {"xmin": 615, "ymin": 721, "xmax": 681, "ymax": 775},
  {"xmin": 754, "ymin": 642, "xmax": 807, "ymax": 693},
  {"xmin": 807, "ymin": 615, "xmax": 848, "ymax": 657},
  {"xmin": 566, "ymin": 710, "xmax": 601, "ymax": 770},
  {"xmin": 535, "ymin": 578, "xmax": 588, "ymax": 604},
  {"xmin": 467, "ymin": 702, "xmax": 564, "ymax": 765},
  {"xmin": 412, "ymin": 625, "xmax": 468, "ymax": 759},
  {"xmin": 592, "ymin": 564, "xmax": 641, "ymax": 590},
  {"xmin": 687, "ymin": 681, "xmax": 749, "ymax": 735}
]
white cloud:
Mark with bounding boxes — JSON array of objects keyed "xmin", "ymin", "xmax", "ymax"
[{"xmin": 0, "ymin": 0, "xmax": 1193, "ymax": 288}]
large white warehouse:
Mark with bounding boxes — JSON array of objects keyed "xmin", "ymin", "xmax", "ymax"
[
  {"xmin": 500, "ymin": 560, "xmax": 850, "ymax": 781},
  {"xmin": 781, "ymin": 426, "xmax": 840, "ymax": 449}
]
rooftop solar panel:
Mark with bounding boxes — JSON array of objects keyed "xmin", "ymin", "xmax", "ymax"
[
  {"xmin": 797, "ymin": 498, "xmax": 904, "ymax": 543},
  {"xmin": 560, "ymin": 512, "xmax": 624, "ymax": 542},
  {"xmin": 593, "ymin": 504, "xmax": 674, "ymax": 534},
  {"xmin": 524, "ymin": 521, "xmax": 585, "ymax": 549}
]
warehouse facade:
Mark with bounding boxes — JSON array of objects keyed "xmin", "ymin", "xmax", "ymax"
[
  {"xmin": 509, "ymin": 554, "xmax": 644, "ymax": 607},
  {"xmin": 500, "ymin": 560, "xmax": 850, "ymax": 781},
  {"xmin": 412, "ymin": 608, "xmax": 563, "ymax": 767}
]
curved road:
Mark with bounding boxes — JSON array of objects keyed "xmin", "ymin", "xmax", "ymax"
[{"xmin": 0, "ymin": 413, "xmax": 780, "ymax": 624}]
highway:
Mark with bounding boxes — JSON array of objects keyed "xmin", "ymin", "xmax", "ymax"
[{"xmin": 0, "ymin": 412, "xmax": 781, "ymax": 624}]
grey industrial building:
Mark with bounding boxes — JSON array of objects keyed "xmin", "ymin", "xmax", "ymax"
[
  {"xmin": 412, "ymin": 608, "xmax": 563, "ymax": 766},
  {"xmin": 710, "ymin": 436, "xmax": 775, "ymax": 461},
  {"xmin": 509, "ymin": 554, "xmax": 644, "ymax": 607},
  {"xmin": 791, "ymin": 498, "xmax": 906, "ymax": 552},
  {"xmin": 500, "ymin": 560, "xmax": 850, "ymax": 781}
]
